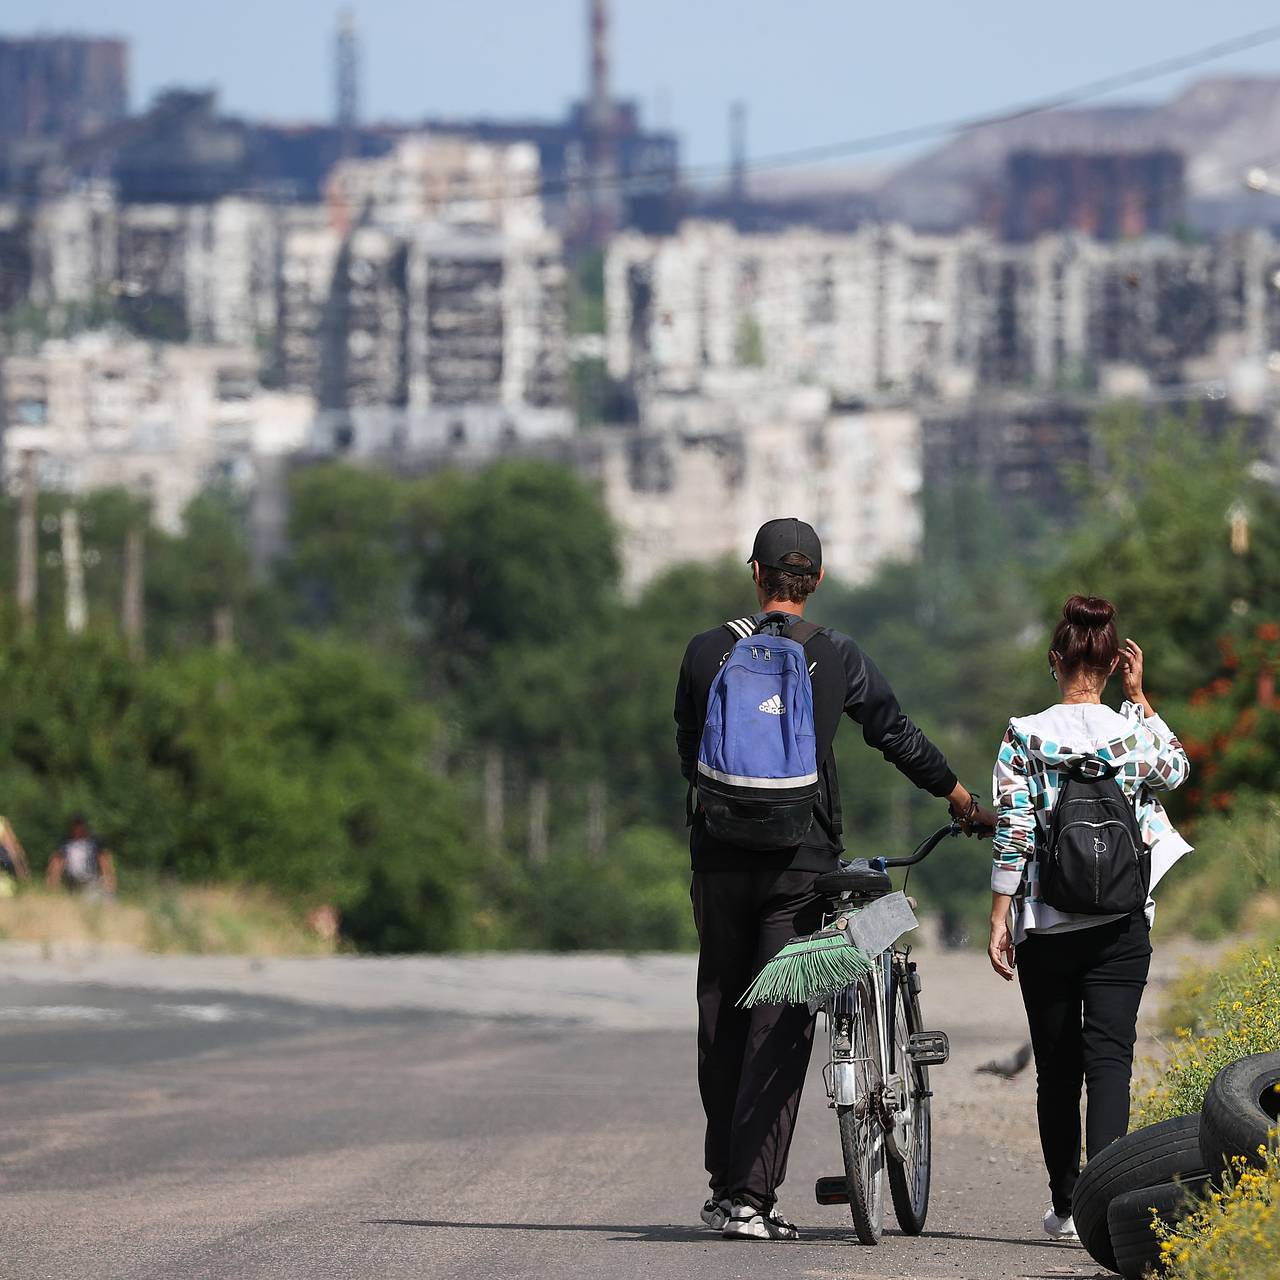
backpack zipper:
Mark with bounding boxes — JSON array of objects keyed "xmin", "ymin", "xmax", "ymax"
[{"xmin": 1058, "ymin": 819, "xmax": 1139, "ymax": 906}]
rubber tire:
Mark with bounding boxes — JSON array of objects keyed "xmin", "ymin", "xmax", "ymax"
[
  {"xmin": 886, "ymin": 964, "xmax": 931, "ymax": 1236},
  {"xmin": 1107, "ymin": 1173, "xmax": 1213, "ymax": 1280},
  {"xmin": 1199, "ymin": 1050, "xmax": 1280, "ymax": 1179},
  {"xmin": 1073, "ymin": 1114, "xmax": 1203, "ymax": 1274}
]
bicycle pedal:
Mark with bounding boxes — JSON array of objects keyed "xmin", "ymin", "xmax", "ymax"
[
  {"xmin": 908, "ymin": 1030, "xmax": 950, "ymax": 1067},
  {"xmin": 814, "ymin": 1175, "xmax": 850, "ymax": 1205}
]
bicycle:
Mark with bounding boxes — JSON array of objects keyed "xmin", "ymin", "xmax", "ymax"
[{"xmin": 811, "ymin": 822, "xmax": 965, "ymax": 1244}]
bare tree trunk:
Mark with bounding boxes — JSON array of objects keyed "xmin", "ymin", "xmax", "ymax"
[
  {"xmin": 212, "ymin": 605, "xmax": 235, "ymax": 653},
  {"xmin": 61, "ymin": 507, "xmax": 86, "ymax": 636},
  {"xmin": 16, "ymin": 450, "xmax": 37, "ymax": 631},
  {"xmin": 484, "ymin": 748, "xmax": 505, "ymax": 853},
  {"xmin": 122, "ymin": 525, "xmax": 145, "ymax": 660},
  {"xmin": 586, "ymin": 780, "xmax": 606, "ymax": 860},
  {"xmin": 527, "ymin": 777, "xmax": 549, "ymax": 865}
]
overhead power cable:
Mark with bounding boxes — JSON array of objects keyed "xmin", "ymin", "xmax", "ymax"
[
  {"xmin": 500, "ymin": 19, "xmax": 1280, "ymax": 200},
  {"xmin": 715, "ymin": 21, "xmax": 1280, "ymax": 181}
]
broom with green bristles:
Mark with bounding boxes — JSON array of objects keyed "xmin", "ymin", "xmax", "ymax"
[
  {"xmin": 738, "ymin": 891, "xmax": 919, "ymax": 1008},
  {"xmin": 738, "ymin": 912, "xmax": 874, "ymax": 1008}
]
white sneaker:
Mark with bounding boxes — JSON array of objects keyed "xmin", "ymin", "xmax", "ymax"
[
  {"xmin": 1043, "ymin": 1207, "xmax": 1078, "ymax": 1241},
  {"xmin": 700, "ymin": 1197, "xmax": 731, "ymax": 1230},
  {"xmin": 723, "ymin": 1202, "xmax": 799, "ymax": 1240}
]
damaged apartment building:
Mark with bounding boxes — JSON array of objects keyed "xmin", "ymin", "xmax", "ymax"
[
  {"xmin": 595, "ymin": 219, "xmax": 1280, "ymax": 590},
  {"xmin": 280, "ymin": 135, "xmax": 571, "ymax": 457},
  {"xmin": 574, "ymin": 374, "xmax": 924, "ymax": 594},
  {"xmin": 2, "ymin": 333, "xmax": 312, "ymax": 535},
  {"xmin": 607, "ymin": 220, "xmax": 1280, "ymax": 400},
  {"xmin": 1, "ymin": 132, "xmax": 573, "ymax": 459},
  {"xmin": 14, "ymin": 187, "xmax": 280, "ymax": 346}
]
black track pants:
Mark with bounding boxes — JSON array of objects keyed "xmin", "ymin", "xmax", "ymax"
[
  {"xmin": 691, "ymin": 867, "xmax": 826, "ymax": 1211},
  {"xmin": 1016, "ymin": 912, "xmax": 1152, "ymax": 1217}
]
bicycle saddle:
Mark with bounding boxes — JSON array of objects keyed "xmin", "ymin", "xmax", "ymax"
[{"xmin": 813, "ymin": 858, "xmax": 892, "ymax": 899}]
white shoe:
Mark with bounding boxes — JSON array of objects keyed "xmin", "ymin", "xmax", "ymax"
[
  {"xmin": 1043, "ymin": 1207, "xmax": 1078, "ymax": 1241},
  {"xmin": 723, "ymin": 1202, "xmax": 799, "ymax": 1240},
  {"xmin": 700, "ymin": 1197, "xmax": 731, "ymax": 1230}
]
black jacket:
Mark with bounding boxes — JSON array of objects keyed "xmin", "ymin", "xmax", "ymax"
[{"xmin": 674, "ymin": 612, "xmax": 957, "ymax": 872}]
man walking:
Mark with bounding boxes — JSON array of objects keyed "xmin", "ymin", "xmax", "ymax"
[
  {"xmin": 674, "ymin": 518, "xmax": 993, "ymax": 1240},
  {"xmin": 46, "ymin": 815, "xmax": 116, "ymax": 898}
]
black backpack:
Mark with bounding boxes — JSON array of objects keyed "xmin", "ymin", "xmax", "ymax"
[{"xmin": 1038, "ymin": 756, "xmax": 1150, "ymax": 915}]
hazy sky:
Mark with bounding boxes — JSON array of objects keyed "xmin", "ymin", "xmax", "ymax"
[{"xmin": 19, "ymin": 1, "xmax": 1280, "ymax": 172}]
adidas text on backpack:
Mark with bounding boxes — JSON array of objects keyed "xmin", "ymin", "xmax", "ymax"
[
  {"xmin": 695, "ymin": 615, "xmax": 821, "ymax": 850},
  {"xmin": 1039, "ymin": 754, "xmax": 1151, "ymax": 915}
]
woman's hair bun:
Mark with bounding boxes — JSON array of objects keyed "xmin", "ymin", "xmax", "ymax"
[{"xmin": 1062, "ymin": 594, "xmax": 1116, "ymax": 630}]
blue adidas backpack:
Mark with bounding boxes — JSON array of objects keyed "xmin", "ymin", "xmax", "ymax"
[{"xmin": 696, "ymin": 615, "xmax": 821, "ymax": 850}]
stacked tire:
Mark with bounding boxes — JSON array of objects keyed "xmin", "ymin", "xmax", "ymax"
[{"xmin": 1072, "ymin": 1051, "xmax": 1280, "ymax": 1278}]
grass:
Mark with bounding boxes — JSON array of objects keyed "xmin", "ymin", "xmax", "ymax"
[
  {"xmin": 1157, "ymin": 796, "xmax": 1280, "ymax": 940},
  {"xmin": 1133, "ymin": 940, "xmax": 1280, "ymax": 1128},
  {"xmin": 1132, "ymin": 941, "xmax": 1280, "ymax": 1277},
  {"xmin": 0, "ymin": 881, "xmax": 339, "ymax": 956}
]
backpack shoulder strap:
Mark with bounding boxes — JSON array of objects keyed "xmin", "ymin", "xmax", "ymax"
[
  {"xmin": 749, "ymin": 612, "xmax": 824, "ymax": 645},
  {"xmin": 723, "ymin": 616, "xmax": 756, "ymax": 641},
  {"xmin": 787, "ymin": 619, "xmax": 822, "ymax": 646}
]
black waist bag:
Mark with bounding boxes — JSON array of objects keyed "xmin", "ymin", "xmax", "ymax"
[{"xmin": 1039, "ymin": 756, "xmax": 1150, "ymax": 915}]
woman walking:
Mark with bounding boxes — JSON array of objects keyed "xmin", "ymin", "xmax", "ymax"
[{"xmin": 987, "ymin": 595, "xmax": 1191, "ymax": 1241}]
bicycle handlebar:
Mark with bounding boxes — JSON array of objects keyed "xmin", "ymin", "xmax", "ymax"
[
  {"xmin": 877, "ymin": 817, "xmax": 996, "ymax": 869},
  {"xmin": 880, "ymin": 822, "xmax": 960, "ymax": 868}
]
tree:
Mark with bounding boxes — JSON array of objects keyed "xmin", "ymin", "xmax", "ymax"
[
  {"xmin": 282, "ymin": 464, "xmax": 413, "ymax": 648},
  {"xmin": 1047, "ymin": 406, "xmax": 1276, "ymax": 698},
  {"xmin": 416, "ymin": 460, "xmax": 620, "ymax": 654}
]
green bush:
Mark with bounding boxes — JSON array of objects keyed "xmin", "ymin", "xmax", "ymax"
[
  {"xmin": 1133, "ymin": 941, "xmax": 1280, "ymax": 1128},
  {"xmin": 1157, "ymin": 797, "xmax": 1280, "ymax": 940}
]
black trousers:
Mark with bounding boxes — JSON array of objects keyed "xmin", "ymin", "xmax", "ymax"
[
  {"xmin": 1016, "ymin": 912, "xmax": 1152, "ymax": 1216},
  {"xmin": 691, "ymin": 867, "xmax": 825, "ymax": 1211}
]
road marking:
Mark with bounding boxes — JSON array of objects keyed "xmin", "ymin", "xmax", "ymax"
[
  {"xmin": 0, "ymin": 1005, "xmax": 125, "ymax": 1022},
  {"xmin": 0, "ymin": 1002, "xmax": 263, "ymax": 1024},
  {"xmin": 156, "ymin": 1003, "xmax": 254, "ymax": 1023}
]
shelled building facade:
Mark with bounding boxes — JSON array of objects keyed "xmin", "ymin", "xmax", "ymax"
[
  {"xmin": 1, "ymin": 333, "xmax": 312, "ymax": 531},
  {"xmin": 607, "ymin": 221, "xmax": 1280, "ymax": 400}
]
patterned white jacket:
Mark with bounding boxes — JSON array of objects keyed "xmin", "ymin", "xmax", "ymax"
[{"xmin": 991, "ymin": 701, "xmax": 1192, "ymax": 943}]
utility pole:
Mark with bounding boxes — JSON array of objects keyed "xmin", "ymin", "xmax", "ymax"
[
  {"xmin": 586, "ymin": 780, "xmax": 606, "ymax": 860},
  {"xmin": 528, "ymin": 777, "xmax": 549, "ymax": 865},
  {"xmin": 122, "ymin": 524, "xmax": 145, "ymax": 659},
  {"xmin": 61, "ymin": 506, "xmax": 86, "ymax": 636},
  {"xmin": 16, "ymin": 450, "xmax": 37, "ymax": 631},
  {"xmin": 212, "ymin": 604, "xmax": 235, "ymax": 653},
  {"xmin": 484, "ymin": 748, "xmax": 505, "ymax": 853}
]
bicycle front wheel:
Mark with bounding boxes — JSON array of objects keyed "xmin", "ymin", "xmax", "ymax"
[
  {"xmin": 887, "ymin": 959, "xmax": 932, "ymax": 1234},
  {"xmin": 836, "ymin": 974, "xmax": 884, "ymax": 1245}
]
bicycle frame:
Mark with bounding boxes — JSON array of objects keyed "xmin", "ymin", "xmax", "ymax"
[
  {"xmin": 820, "ymin": 822, "xmax": 964, "ymax": 1124},
  {"xmin": 824, "ymin": 948, "xmax": 892, "ymax": 1111}
]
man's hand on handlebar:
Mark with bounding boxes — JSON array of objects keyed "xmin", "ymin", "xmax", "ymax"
[{"xmin": 946, "ymin": 782, "xmax": 997, "ymax": 838}]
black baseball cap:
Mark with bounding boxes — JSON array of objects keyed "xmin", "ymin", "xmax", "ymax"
[{"xmin": 748, "ymin": 518, "xmax": 822, "ymax": 573}]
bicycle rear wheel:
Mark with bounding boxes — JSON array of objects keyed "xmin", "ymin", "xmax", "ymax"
[
  {"xmin": 836, "ymin": 974, "xmax": 884, "ymax": 1245},
  {"xmin": 887, "ymin": 959, "xmax": 932, "ymax": 1235}
]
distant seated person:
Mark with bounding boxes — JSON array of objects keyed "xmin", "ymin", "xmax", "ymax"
[
  {"xmin": 46, "ymin": 815, "xmax": 116, "ymax": 897},
  {"xmin": 0, "ymin": 815, "xmax": 29, "ymax": 897}
]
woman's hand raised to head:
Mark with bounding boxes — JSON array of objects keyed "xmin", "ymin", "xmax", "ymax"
[{"xmin": 1121, "ymin": 638, "xmax": 1155, "ymax": 717}]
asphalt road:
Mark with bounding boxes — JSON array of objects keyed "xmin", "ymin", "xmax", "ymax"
[{"xmin": 0, "ymin": 940, "xmax": 1189, "ymax": 1280}]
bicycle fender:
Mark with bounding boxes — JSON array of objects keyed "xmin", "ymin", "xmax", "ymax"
[
  {"xmin": 832, "ymin": 1061, "xmax": 859, "ymax": 1106},
  {"xmin": 842, "ymin": 892, "xmax": 918, "ymax": 956}
]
